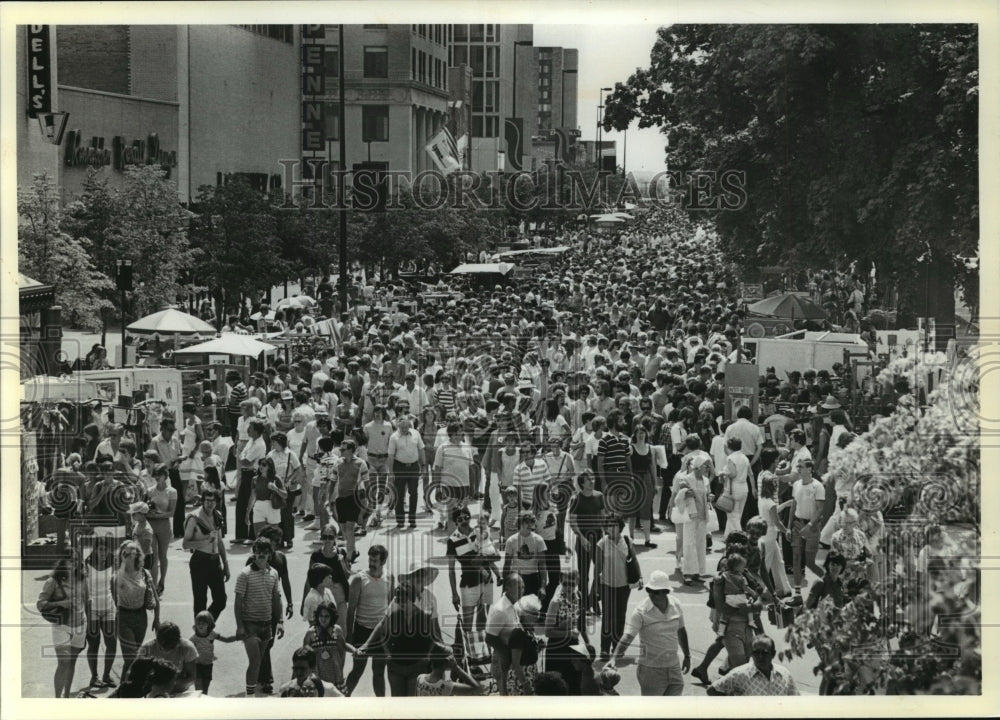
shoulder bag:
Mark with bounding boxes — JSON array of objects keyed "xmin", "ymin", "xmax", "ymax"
[
  {"xmin": 142, "ymin": 569, "xmax": 158, "ymax": 610},
  {"xmin": 41, "ymin": 579, "xmax": 70, "ymax": 624},
  {"xmin": 270, "ymin": 467, "xmax": 286, "ymax": 510},
  {"xmin": 623, "ymin": 536, "xmax": 642, "ymax": 585},
  {"xmin": 713, "ymin": 474, "xmax": 736, "ymax": 514}
]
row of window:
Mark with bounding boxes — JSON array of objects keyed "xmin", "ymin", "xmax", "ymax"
[
  {"xmin": 316, "ymin": 105, "xmax": 390, "ymax": 142},
  {"xmin": 319, "ymin": 45, "xmax": 446, "ymax": 89},
  {"xmin": 411, "ymin": 49, "xmax": 448, "ymax": 90},
  {"xmin": 451, "ymin": 24, "xmax": 498, "ymax": 43},
  {"xmin": 412, "ymin": 24, "xmax": 447, "ymax": 46},
  {"xmin": 472, "ymin": 114, "xmax": 500, "ymax": 137},
  {"xmin": 449, "ymin": 44, "xmax": 500, "ymax": 77},
  {"xmin": 235, "ymin": 25, "xmax": 294, "ymax": 43}
]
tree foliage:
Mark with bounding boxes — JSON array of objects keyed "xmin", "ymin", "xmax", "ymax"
[
  {"xmin": 63, "ymin": 166, "xmax": 196, "ymax": 317},
  {"xmin": 781, "ymin": 350, "xmax": 980, "ymax": 694},
  {"xmin": 18, "ymin": 173, "xmax": 114, "ymax": 330},
  {"xmin": 604, "ymin": 24, "xmax": 978, "ymax": 314},
  {"xmin": 189, "ymin": 179, "xmax": 290, "ymax": 313}
]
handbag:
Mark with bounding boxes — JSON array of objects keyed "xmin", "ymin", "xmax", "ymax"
[
  {"xmin": 623, "ymin": 536, "xmax": 642, "ymax": 585},
  {"xmin": 713, "ymin": 475, "xmax": 736, "ymax": 514},
  {"xmin": 143, "ymin": 569, "xmax": 158, "ymax": 610},
  {"xmin": 41, "ymin": 580, "xmax": 69, "ymax": 624}
]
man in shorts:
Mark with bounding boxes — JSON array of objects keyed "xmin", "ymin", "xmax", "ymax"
[{"xmin": 328, "ymin": 438, "xmax": 369, "ymax": 564}]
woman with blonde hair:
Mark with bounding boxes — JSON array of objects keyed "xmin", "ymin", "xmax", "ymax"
[{"xmin": 113, "ymin": 539, "xmax": 160, "ymax": 675}]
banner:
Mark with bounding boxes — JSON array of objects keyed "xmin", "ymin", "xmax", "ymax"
[{"xmin": 425, "ymin": 126, "xmax": 462, "ymax": 175}]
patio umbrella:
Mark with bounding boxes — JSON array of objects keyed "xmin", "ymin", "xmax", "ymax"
[
  {"xmin": 173, "ymin": 334, "xmax": 277, "ymax": 358},
  {"xmin": 747, "ymin": 293, "xmax": 827, "ymax": 321},
  {"xmin": 275, "ymin": 295, "xmax": 316, "ymax": 311},
  {"xmin": 126, "ymin": 307, "xmax": 216, "ymax": 340}
]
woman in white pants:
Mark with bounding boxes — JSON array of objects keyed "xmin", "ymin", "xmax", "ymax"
[
  {"xmin": 757, "ymin": 475, "xmax": 793, "ymax": 596},
  {"xmin": 720, "ymin": 437, "xmax": 752, "ymax": 538},
  {"xmin": 676, "ymin": 455, "xmax": 714, "ymax": 585}
]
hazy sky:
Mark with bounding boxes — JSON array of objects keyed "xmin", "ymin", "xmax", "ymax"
[{"xmin": 534, "ymin": 24, "xmax": 668, "ymax": 174}]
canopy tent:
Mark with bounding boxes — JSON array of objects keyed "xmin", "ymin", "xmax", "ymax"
[
  {"xmin": 450, "ymin": 263, "xmax": 514, "ymax": 276},
  {"xmin": 21, "ymin": 375, "xmax": 100, "ymax": 403},
  {"xmin": 173, "ymin": 334, "xmax": 277, "ymax": 358},
  {"xmin": 590, "ymin": 214, "xmax": 626, "ymax": 224},
  {"xmin": 126, "ymin": 308, "xmax": 216, "ymax": 340},
  {"xmin": 747, "ymin": 293, "xmax": 827, "ymax": 321}
]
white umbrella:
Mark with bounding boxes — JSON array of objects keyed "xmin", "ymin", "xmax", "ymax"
[
  {"xmin": 591, "ymin": 214, "xmax": 625, "ymax": 224},
  {"xmin": 173, "ymin": 334, "xmax": 277, "ymax": 358},
  {"xmin": 126, "ymin": 308, "xmax": 216, "ymax": 340},
  {"xmin": 275, "ymin": 295, "xmax": 316, "ymax": 311}
]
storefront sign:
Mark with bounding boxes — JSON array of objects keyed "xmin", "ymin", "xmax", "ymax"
[
  {"xmin": 64, "ymin": 130, "xmax": 177, "ymax": 171},
  {"xmin": 26, "ymin": 25, "xmax": 52, "ymax": 118},
  {"xmin": 301, "ymin": 38, "xmax": 326, "ymax": 151}
]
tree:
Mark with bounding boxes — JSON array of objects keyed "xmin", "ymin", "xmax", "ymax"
[
  {"xmin": 780, "ymin": 349, "xmax": 980, "ymax": 694},
  {"xmin": 603, "ymin": 25, "xmax": 978, "ymax": 318},
  {"xmin": 189, "ymin": 179, "xmax": 290, "ymax": 318},
  {"xmin": 18, "ymin": 173, "xmax": 114, "ymax": 329},
  {"xmin": 63, "ymin": 166, "xmax": 197, "ymax": 317}
]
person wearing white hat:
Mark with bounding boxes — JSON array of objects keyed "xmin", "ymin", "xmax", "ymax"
[{"xmin": 604, "ymin": 569, "xmax": 690, "ymax": 696}]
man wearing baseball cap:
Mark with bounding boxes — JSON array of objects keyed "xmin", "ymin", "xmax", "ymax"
[{"xmin": 604, "ymin": 569, "xmax": 690, "ymax": 696}]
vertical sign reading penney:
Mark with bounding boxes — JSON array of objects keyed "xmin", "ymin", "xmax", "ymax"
[{"xmin": 26, "ymin": 25, "xmax": 52, "ymax": 118}]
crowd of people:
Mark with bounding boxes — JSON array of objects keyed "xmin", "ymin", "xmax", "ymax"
[{"xmin": 38, "ymin": 205, "xmax": 900, "ymax": 698}]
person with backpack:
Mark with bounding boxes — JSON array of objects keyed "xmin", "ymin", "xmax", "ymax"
[{"xmin": 38, "ymin": 552, "xmax": 89, "ymax": 697}]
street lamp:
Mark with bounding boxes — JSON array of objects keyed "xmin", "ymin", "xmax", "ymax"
[
  {"xmin": 597, "ymin": 87, "xmax": 612, "ymax": 171},
  {"xmin": 561, "ymin": 68, "xmax": 577, "ymax": 129}
]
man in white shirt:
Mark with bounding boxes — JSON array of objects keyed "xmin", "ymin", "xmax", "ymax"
[
  {"xmin": 512, "ymin": 442, "xmax": 551, "ymax": 511},
  {"xmin": 396, "ymin": 372, "xmax": 429, "ymax": 418},
  {"xmin": 387, "ymin": 414, "xmax": 425, "ymax": 529},
  {"xmin": 724, "ymin": 406, "xmax": 763, "ymax": 469},
  {"xmin": 486, "ymin": 573, "xmax": 524, "ymax": 695},
  {"xmin": 788, "ymin": 458, "xmax": 825, "ymax": 591}
]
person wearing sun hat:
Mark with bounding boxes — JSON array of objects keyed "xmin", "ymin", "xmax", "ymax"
[{"xmin": 604, "ymin": 568, "xmax": 690, "ymax": 695}]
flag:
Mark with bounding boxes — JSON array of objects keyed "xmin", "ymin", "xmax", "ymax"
[{"xmin": 426, "ymin": 127, "xmax": 462, "ymax": 175}]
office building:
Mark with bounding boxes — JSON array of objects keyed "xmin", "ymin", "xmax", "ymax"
[
  {"xmin": 533, "ymin": 46, "xmax": 578, "ymax": 134},
  {"xmin": 447, "ymin": 23, "xmax": 536, "ymax": 172},
  {"xmin": 300, "ymin": 24, "xmax": 450, "ymax": 187},
  {"xmin": 20, "ymin": 25, "xmax": 301, "ymax": 204}
]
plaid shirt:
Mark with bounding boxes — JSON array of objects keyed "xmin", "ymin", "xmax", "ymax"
[
  {"xmin": 368, "ymin": 382, "xmax": 393, "ymax": 408},
  {"xmin": 709, "ymin": 661, "xmax": 799, "ymax": 695}
]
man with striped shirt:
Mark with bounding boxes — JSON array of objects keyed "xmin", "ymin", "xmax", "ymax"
[
  {"xmin": 512, "ymin": 442, "xmax": 551, "ymax": 511},
  {"xmin": 597, "ymin": 410, "xmax": 633, "ymax": 508},
  {"xmin": 226, "ymin": 370, "xmax": 249, "ymax": 441},
  {"xmin": 235, "ymin": 536, "xmax": 285, "ymax": 696}
]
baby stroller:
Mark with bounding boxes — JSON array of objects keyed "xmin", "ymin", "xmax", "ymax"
[{"xmin": 452, "ymin": 615, "xmax": 496, "ymax": 694}]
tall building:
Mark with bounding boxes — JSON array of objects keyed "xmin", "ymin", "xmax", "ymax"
[
  {"xmin": 533, "ymin": 47, "xmax": 578, "ymax": 134},
  {"xmin": 23, "ymin": 25, "xmax": 301, "ymax": 204},
  {"xmin": 447, "ymin": 23, "xmax": 536, "ymax": 172},
  {"xmin": 300, "ymin": 24, "xmax": 450, "ymax": 190}
]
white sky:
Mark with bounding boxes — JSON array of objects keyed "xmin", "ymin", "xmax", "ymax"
[{"xmin": 534, "ymin": 24, "xmax": 668, "ymax": 173}]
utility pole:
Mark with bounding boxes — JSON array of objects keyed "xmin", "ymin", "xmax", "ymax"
[{"xmin": 338, "ymin": 23, "xmax": 348, "ymax": 320}]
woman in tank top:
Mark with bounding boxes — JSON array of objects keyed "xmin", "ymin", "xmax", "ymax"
[{"xmin": 84, "ymin": 536, "xmax": 118, "ymax": 689}]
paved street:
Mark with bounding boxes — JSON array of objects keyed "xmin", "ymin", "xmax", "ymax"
[{"xmin": 19, "ymin": 489, "xmax": 822, "ymax": 698}]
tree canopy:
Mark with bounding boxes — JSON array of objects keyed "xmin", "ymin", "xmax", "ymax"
[{"xmin": 603, "ymin": 24, "xmax": 977, "ymax": 314}]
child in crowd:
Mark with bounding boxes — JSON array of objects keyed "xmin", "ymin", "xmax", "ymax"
[
  {"xmin": 499, "ymin": 487, "xmax": 521, "ymax": 545},
  {"xmin": 190, "ymin": 610, "xmax": 236, "ymax": 694}
]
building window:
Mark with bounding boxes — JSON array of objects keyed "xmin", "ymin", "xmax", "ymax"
[
  {"xmin": 364, "ymin": 46, "xmax": 388, "ymax": 78},
  {"xmin": 419, "ymin": 52, "xmax": 426, "ymax": 84},
  {"xmin": 325, "ymin": 46, "xmax": 339, "ymax": 77},
  {"xmin": 452, "ymin": 44, "xmax": 468, "ymax": 66},
  {"xmin": 540, "ymin": 90, "xmax": 549, "ymax": 100},
  {"xmin": 236, "ymin": 25, "xmax": 293, "ymax": 43},
  {"xmin": 486, "ymin": 24, "xmax": 496, "ymax": 41},
  {"xmin": 419, "ymin": 24, "xmax": 426, "ymax": 38},
  {"xmin": 434, "ymin": 25, "xmax": 441, "ymax": 44},
  {"xmin": 323, "ymin": 105, "xmax": 340, "ymax": 140},
  {"xmin": 412, "ymin": 48, "xmax": 417, "ymax": 80},
  {"xmin": 362, "ymin": 106, "xmax": 389, "ymax": 142},
  {"xmin": 453, "ymin": 24, "xmax": 468, "ymax": 41},
  {"xmin": 470, "ymin": 24, "xmax": 484, "ymax": 42},
  {"xmin": 364, "ymin": 24, "xmax": 388, "ymax": 29},
  {"xmin": 471, "ymin": 46, "xmax": 484, "ymax": 75},
  {"xmin": 484, "ymin": 46, "xmax": 499, "ymax": 77},
  {"xmin": 484, "ymin": 81, "xmax": 499, "ymax": 111},
  {"xmin": 484, "ymin": 115, "xmax": 499, "ymax": 137}
]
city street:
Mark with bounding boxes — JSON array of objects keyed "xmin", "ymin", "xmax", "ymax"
[{"xmin": 19, "ymin": 489, "xmax": 822, "ymax": 698}]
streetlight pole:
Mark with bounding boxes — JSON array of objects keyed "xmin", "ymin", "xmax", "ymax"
[
  {"xmin": 597, "ymin": 87, "xmax": 611, "ymax": 172},
  {"xmin": 338, "ymin": 23, "xmax": 348, "ymax": 320}
]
